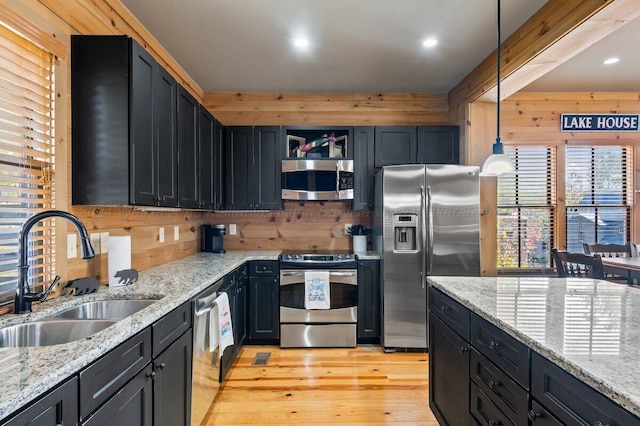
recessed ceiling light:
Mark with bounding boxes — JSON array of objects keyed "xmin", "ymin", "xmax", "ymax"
[
  {"xmin": 603, "ymin": 57, "xmax": 620, "ymax": 65},
  {"xmin": 422, "ymin": 38, "xmax": 438, "ymax": 48},
  {"xmin": 293, "ymin": 38, "xmax": 309, "ymax": 49}
]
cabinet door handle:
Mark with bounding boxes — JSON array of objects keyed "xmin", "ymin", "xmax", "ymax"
[
  {"xmin": 156, "ymin": 362, "xmax": 166, "ymax": 370},
  {"xmin": 488, "ymin": 380, "xmax": 501, "ymax": 390},
  {"xmin": 458, "ymin": 346, "xmax": 468, "ymax": 354},
  {"xmin": 488, "ymin": 420, "xmax": 502, "ymax": 426},
  {"xmin": 593, "ymin": 422, "xmax": 611, "ymax": 426},
  {"xmin": 146, "ymin": 371, "xmax": 156, "ymax": 378},
  {"xmin": 527, "ymin": 410, "xmax": 541, "ymax": 422}
]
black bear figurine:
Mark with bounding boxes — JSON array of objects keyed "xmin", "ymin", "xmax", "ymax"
[{"xmin": 114, "ymin": 268, "xmax": 139, "ymax": 285}]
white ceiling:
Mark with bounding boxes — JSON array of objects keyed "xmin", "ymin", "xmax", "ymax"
[{"xmin": 120, "ymin": 0, "xmax": 639, "ymax": 94}]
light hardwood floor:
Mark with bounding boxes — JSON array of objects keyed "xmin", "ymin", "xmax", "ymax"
[{"xmin": 202, "ymin": 345, "xmax": 439, "ymax": 425}]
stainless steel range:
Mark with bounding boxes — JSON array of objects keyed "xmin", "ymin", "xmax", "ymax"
[{"xmin": 279, "ymin": 251, "xmax": 358, "ymax": 348}]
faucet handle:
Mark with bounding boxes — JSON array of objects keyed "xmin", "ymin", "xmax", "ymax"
[{"xmin": 39, "ymin": 275, "xmax": 61, "ymax": 302}]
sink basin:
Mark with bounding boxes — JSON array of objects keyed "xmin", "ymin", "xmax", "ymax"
[
  {"xmin": 47, "ymin": 299, "xmax": 157, "ymax": 320},
  {"xmin": 0, "ymin": 319, "xmax": 116, "ymax": 347}
]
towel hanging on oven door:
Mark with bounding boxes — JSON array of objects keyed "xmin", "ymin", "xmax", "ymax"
[
  {"xmin": 304, "ymin": 271, "xmax": 331, "ymax": 309},
  {"xmin": 214, "ymin": 292, "xmax": 234, "ymax": 357}
]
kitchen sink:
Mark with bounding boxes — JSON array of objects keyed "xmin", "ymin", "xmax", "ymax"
[
  {"xmin": 47, "ymin": 299, "xmax": 157, "ymax": 320},
  {"xmin": 0, "ymin": 319, "xmax": 116, "ymax": 347}
]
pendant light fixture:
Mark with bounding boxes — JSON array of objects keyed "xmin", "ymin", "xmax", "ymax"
[{"xmin": 481, "ymin": 0, "xmax": 514, "ymax": 176}]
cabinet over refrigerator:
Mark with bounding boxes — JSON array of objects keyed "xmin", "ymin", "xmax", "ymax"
[{"xmin": 373, "ymin": 164, "xmax": 480, "ymax": 351}]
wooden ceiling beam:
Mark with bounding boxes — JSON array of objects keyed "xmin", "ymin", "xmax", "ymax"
[{"xmin": 449, "ymin": 0, "xmax": 640, "ymax": 106}]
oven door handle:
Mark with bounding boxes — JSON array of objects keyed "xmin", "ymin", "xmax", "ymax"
[{"xmin": 281, "ymin": 271, "xmax": 356, "ymax": 277}]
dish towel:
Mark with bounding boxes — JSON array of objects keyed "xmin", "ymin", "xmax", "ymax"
[
  {"xmin": 216, "ymin": 292, "xmax": 234, "ymax": 357},
  {"xmin": 304, "ymin": 270, "xmax": 331, "ymax": 309},
  {"xmin": 208, "ymin": 304, "xmax": 220, "ymax": 354}
]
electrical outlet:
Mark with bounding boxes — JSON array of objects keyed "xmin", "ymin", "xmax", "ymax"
[
  {"xmin": 159, "ymin": 227, "xmax": 165, "ymax": 243},
  {"xmin": 67, "ymin": 234, "xmax": 77, "ymax": 259},
  {"xmin": 174, "ymin": 226, "xmax": 180, "ymax": 241},
  {"xmin": 229, "ymin": 224, "xmax": 237, "ymax": 235},
  {"xmin": 344, "ymin": 224, "xmax": 352, "ymax": 235},
  {"xmin": 100, "ymin": 232, "xmax": 109, "ymax": 253},
  {"xmin": 90, "ymin": 233, "xmax": 101, "ymax": 255}
]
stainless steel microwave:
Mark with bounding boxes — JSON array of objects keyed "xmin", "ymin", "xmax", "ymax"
[{"xmin": 281, "ymin": 159, "xmax": 354, "ymax": 201}]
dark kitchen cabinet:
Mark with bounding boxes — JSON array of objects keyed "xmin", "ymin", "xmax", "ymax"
[
  {"xmin": 82, "ymin": 365, "xmax": 153, "ymax": 426},
  {"xmin": 153, "ymin": 329, "xmax": 193, "ymax": 426},
  {"xmin": 429, "ymin": 311, "xmax": 470, "ymax": 426},
  {"xmin": 71, "ymin": 35, "xmax": 178, "ymax": 207},
  {"xmin": 79, "ymin": 328, "xmax": 152, "ymax": 420},
  {"xmin": 374, "ymin": 126, "xmax": 417, "ymax": 167},
  {"xmin": 235, "ymin": 264, "xmax": 249, "ymax": 346},
  {"xmin": 248, "ymin": 261, "xmax": 280, "ymax": 343},
  {"xmin": 177, "ymin": 85, "xmax": 200, "ymax": 209},
  {"xmin": 531, "ymin": 352, "xmax": 640, "ymax": 426},
  {"xmin": 417, "ymin": 126, "xmax": 459, "ymax": 164},
  {"xmin": 198, "ymin": 106, "xmax": 216, "ymax": 210},
  {"xmin": 226, "ymin": 126, "xmax": 282, "ymax": 210},
  {"xmin": 213, "ymin": 119, "xmax": 226, "ymax": 209},
  {"xmin": 373, "ymin": 126, "xmax": 459, "ymax": 167},
  {"xmin": 357, "ymin": 260, "xmax": 380, "ymax": 343},
  {"xmin": 352, "ymin": 126, "xmax": 375, "ymax": 211},
  {"xmin": 2, "ymin": 377, "xmax": 78, "ymax": 426}
]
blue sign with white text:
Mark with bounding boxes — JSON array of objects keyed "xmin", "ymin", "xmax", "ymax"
[{"xmin": 561, "ymin": 113, "xmax": 639, "ymax": 132}]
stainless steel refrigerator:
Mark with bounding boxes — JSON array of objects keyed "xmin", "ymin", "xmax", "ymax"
[{"xmin": 373, "ymin": 164, "xmax": 480, "ymax": 351}]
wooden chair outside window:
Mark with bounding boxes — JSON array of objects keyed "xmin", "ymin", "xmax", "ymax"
[
  {"xmin": 552, "ymin": 249, "xmax": 605, "ymax": 279},
  {"xmin": 583, "ymin": 243, "xmax": 634, "ymax": 284}
]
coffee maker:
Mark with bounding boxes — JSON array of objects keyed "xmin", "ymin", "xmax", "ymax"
[{"xmin": 201, "ymin": 224, "xmax": 226, "ymax": 253}]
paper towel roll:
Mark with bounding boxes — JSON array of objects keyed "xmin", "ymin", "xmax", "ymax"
[{"xmin": 108, "ymin": 236, "xmax": 131, "ymax": 287}]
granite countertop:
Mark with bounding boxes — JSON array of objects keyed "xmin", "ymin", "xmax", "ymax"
[
  {"xmin": 428, "ymin": 276, "xmax": 640, "ymax": 418},
  {"xmin": 0, "ymin": 250, "xmax": 280, "ymax": 420}
]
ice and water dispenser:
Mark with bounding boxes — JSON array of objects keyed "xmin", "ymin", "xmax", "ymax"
[{"xmin": 393, "ymin": 214, "xmax": 417, "ymax": 251}]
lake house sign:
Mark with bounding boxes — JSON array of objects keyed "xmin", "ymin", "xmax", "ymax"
[{"xmin": 561, "ymin": 113, "xmax": 639, "ymax": 132}]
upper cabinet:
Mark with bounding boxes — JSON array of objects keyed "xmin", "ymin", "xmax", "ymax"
[
  {"xmin": 226, "ymin": 126, "xmax": 283, "ymax": 210},
  {"xmin": 177, "ymin": 86, "xmax": 200, "ymax": 209},
  {"xmin": 72, "ymin": 35, "xmax": 179, "ymax": 207},
  {"xmin": 374, "ymin": 126, "xmax": 459, "ymax": 167}
]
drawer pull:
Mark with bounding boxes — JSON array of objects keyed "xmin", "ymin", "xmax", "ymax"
[
  {"xmin": 488, "ymin": 420, "xmax": 502, "ymax": 426},
  {"xmin": 593, "ymin": 422, "xmax": 611, "ymax": 426},
  {"xmin": 489, "ymin": 340, "xmax": 500, "ymax": 351},
  {"xmin": 458, "ymin": 345, "xmax": 468, "ymax": 354},
  {"xmin": 441, "ymin": 306, "xmax": 450, "ymax": 314},
  {"xmin": 528, "ymin": 410, "xmax": 541, "ymax": 422},
  {"xmin": 488, "ymin": 380, "xmax": 501, "ymax": 390}
]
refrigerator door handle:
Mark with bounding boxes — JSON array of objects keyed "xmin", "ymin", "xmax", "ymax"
[
  {"xmin": 427, "ymin": 185, "xmax": 434, "ymax": 275},
  {"xmin": 420, "ymin": 186, "xmax": 427, "ymax": 288}
]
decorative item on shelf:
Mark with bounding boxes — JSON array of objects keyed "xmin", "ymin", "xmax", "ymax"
[
  {"xmin": 348, "ymin": 224, "xmax": 370, "ymax": 252},
  {"xmin": 65, "ymin": 276, "xmax": 99, "ymax": 296},
  {"xmin": 301, "ymin": 132, "xmax": 337, "ymax": 158},
  {"xmin": 114, "ymin": 268, "xmax": 139, "ymax": 285},
  {"xmin": 481, "ymin": 0, "xmax": 514, "ymax": 176}
]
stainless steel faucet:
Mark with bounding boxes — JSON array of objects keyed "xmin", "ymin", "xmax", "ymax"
[{"xmin": 15, "ymin": 210, "xmax": 95, "ymax": 314}]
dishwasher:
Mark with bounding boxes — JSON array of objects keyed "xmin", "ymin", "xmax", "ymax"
[{"xmin": 191, "ymin": 280, "xmax": 223, "ymax": 426}]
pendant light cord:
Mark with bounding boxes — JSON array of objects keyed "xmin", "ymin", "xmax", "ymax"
[{"xmin": 496, "ymin": 0, "xmax": 501, "ymax": 146}]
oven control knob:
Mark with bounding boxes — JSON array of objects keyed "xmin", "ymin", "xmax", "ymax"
[{"xmin": 295, "ymin": 255, "xmax": 301, "ymax": 259}]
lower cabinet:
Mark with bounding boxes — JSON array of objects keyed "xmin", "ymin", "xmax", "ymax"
[
  {"xmin": 82, "ymin": 365, "xmax": 153, "ymax": 426},
  {"xmin": 80, "ymin": 302, "xmax": 193, "ymax": 426},
  {"xmin": 428, "ymin": 286, "xmax": 640, "ymax": 426},
  {"xmin": 153, "ymin": 329, "xmax": 193, "ymax": 426},
  {"xmin": 248, "ymin": 261, "xmax": 280, "ymax": 343},
  {"xmin": 428, "ymin": 312, "xmax": 470, "ymax": 426},
  {"xmin": 357, "ymin": 260, "xmax": 380, "ymax": 343},
  {"xmin": 2, "ymin": 377, "xmax": 78, "ymax": 426}
]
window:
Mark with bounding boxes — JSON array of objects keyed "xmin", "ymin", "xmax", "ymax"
[
  {"xmin": 0, "ymin": 22, "xmax": 55, "ymax": 297},
  {"xmin": 497, "ymin": 146, "xmax": 556, "ymax": 269},
  {"xmin": 565, "ymin": 146, "xmax": 632, "ymax": 251},
  {"xmin": 497, "ymin": 143, "xmax": 633, "ymax": 272}
]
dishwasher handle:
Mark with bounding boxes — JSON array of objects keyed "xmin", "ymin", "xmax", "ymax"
[{"xmin": 194, "ymin": 291, "xmax": 219, "ymax": 316}]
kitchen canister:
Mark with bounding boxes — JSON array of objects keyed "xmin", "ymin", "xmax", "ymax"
[{"xmin": 353, "ymin": 235, "xmax": 367, "ymax": 252}]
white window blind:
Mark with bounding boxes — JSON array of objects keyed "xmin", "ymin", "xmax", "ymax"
[
  {"xmin": 497, "ymin": 146, "xmax": 556, "ymax": 269},
  {"xmin": 0, "ymin": 22, "xmax": 55, "ymax": 296},
  {"xmin": 565, "ymin": 146, "xmax": 632, "ymax": 252}
]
